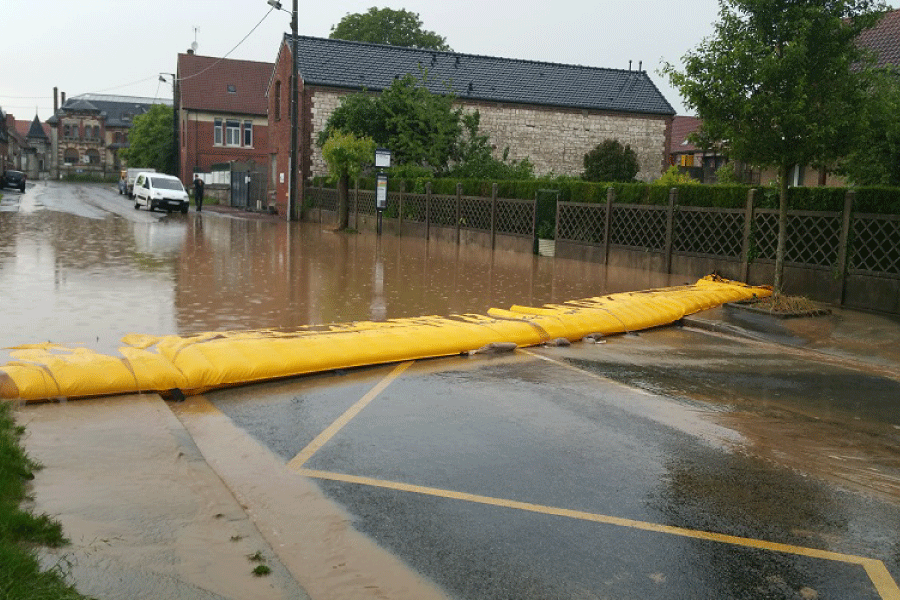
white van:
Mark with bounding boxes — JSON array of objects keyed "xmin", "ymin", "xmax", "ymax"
[{"xmin": 133, "ymin": 172, "xmax": 190, "ymax": 214}]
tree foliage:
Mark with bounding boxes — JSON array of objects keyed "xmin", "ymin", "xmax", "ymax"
[
  {"xmin": 322, "ymin": 130, "xmax": 376, "ymax": 182},
  {"xmin": 582, "ymin": 139, "xmax": 640, "ymax": 183},
  {"xmin": 653, "ymin": 165, "xmax": 700, "ymax": 186},
  {"xmin": 839, "ymin": 69, "xmax": 900, "ymax": 186},
  {"xmin": 330, "ymin": 7, "xmax": 451, "ymax": 50},
  {"xmin": 120, "ymin": 104, "xmax": 175, "ymax": 174},
  {"xmin": 322, "ymin": 131, "xmax": 376, "ymax": 229},
  {"xmin": 320, "ymin": 71, "xmax": 535, "ymax": 181},
  {"xmin": 664, "ymin": 0, "xmax": 887, "ymax": 292},
  {"xmin": 320, "ymin": 73, "xmax": 461, "ymax": 173}
]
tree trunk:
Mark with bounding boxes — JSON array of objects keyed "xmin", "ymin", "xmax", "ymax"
[
  {"xmin": 773, "ymin": 164, "xmax": 790, "ymax": 296},
  {"xmin": 337, "ymin": 175, "xmax": 349, "ymax": 230}
]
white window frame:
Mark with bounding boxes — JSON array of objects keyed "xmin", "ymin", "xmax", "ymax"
[
  {"xmin": 225, "ymin": 120, "xmax": 241, "ymax": 147},
  {"xmin": 214, "ymin": 118, "xmax": 223, "ymax": 145},
  {"xmin": 243, "ymin": 121, "xmax": 253, "ymax": 147}
]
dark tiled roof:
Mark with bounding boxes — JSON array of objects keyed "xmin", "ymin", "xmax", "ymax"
[
  {"xmin": 26, "ymin": 115, "xmax": 49, "ymax": 139},
  {"xmin": 858, "ymin": 9, "xmax": 900, "ymax": 68},
  {"xmin": 177, "ymin": 53, "xmax": 272, "ymax": 115},
  {"xmin": 288, "ymin": 35, "xmax": 675, "ymax": 116},
  {"xmin": 48, "ymin": 94, "xmax": 170, "ymax": 127}
]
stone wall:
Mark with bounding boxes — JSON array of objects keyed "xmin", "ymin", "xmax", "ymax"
[{"xmin": 306, "ymin": 87, "xmax": 669, "ymax": 182}]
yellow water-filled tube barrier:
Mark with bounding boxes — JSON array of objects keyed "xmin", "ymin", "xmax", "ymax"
[{"xmin": 0, "ymin": 276, "xmax": 770, "ymax": 402}]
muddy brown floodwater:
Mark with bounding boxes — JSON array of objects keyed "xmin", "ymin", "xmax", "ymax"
[{"xmin": 0, "ymin": 187, "xmax": 692, "ymax": 359}]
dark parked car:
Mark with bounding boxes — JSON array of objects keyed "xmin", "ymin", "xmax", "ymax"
[{"xmin": 1, "ymin": 170, "xmax": 26, "ymax": 192}]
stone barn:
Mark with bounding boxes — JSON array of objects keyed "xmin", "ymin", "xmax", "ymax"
[{"xmin": 268, "ymin": 35, "xmax": 675, "ymax": 217}]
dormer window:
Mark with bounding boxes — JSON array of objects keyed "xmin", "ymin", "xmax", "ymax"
[{"xmin": 227, "ymin": 84, "xmax": 237, "ymax": 93}]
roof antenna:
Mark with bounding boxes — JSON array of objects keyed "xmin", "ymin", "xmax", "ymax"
[{"xmin": 190, "ymin": 26, "xmax": 199, "ymax": 54}]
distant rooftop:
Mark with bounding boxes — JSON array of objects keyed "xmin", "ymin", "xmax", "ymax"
[
  {"xmin": 73, "ymin": 93, "xmax": 174, "ymax": 106},
  {"xmin": 48, "ymin": 94, "xmax": 171, "ymax": 127}
]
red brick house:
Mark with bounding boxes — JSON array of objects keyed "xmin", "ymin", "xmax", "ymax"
[
  {"xmin": 175, "ymin": 53, "xmax": 273, "ymax": 187},
  {"xmin": 267, "ymin": 35, "xmax": 675, "ymax": 218},
  {"xmin": 0, "ymin": 106, "xmax": 8, "ymax": 177}
]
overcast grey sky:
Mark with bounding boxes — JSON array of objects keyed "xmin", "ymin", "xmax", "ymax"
[{"xmin": 2, "ymin": 0, "xmax": 897, "ymax": 121}]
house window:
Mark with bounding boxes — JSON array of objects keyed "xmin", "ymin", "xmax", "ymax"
[
  {"xmin": 114, "ymin": 131, "xmax": 122, "ymax": 144},
  {"xmin": 214, "ymin": 118, "xmax": 223, "ymax": 145},
  {"xmin": 243, "ymin": 121, "xmax": 253, "ymax": 147},
  {"xmin": 64, "ymin": 148, "xmax": 79, "ymax": 164},
  {"xmin": 225, "ymin": 120, "xmax": 240, "ymax": 146},
  {"xmin": 94, "ymin": 125, "xmax": 100, "ymax": 139},
  {"xmin": 274, "ymin": 81, "xmax": 281, "ymax": 120},
  {"xmin": 64, "ymin": 125, "xmax": 71, "ymax": 138}
]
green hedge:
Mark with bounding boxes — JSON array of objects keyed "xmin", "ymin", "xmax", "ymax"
[{"xmin": 62, "ymin": 173, "xmax": 120, "ymax": 184}]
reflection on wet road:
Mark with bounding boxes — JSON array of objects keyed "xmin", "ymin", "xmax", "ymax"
[{"xmin": 5, "ymin": 182, "xmax": 900, "ymax": 599}]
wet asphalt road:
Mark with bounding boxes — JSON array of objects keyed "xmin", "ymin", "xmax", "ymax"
[
  {"xmin": 209, "ymin": 329, "xmax": 900, "ymax": 600},
  {"xmin": 4, "ymin": 182, "xmax": 900, "ymax": 599}
]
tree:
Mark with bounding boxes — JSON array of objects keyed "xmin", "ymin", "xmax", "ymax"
[
  {"xmin": 582, "ymin": 139, "xmax": 640, "ymax": 183},
  {"xmin": 320, "ymin": 72, "xmax": 462, "ymax": 174},
  {"xmin": 665, "ymin": 0, "xmax": 886, "ymax": 294},
  {"xmin": 321, "ymin": 131, "xmax": 376, "ymax": 229},
  {"xmin": 839, "ymin": 69, "xmax": 900, "ymax": 186},
  {"xmin": 121, "ymin": 104, "xmax": 175, "ymax": 174},
  {"xmin": 330, "ymin": 7, "xmax": 451, "ymax": 50}
]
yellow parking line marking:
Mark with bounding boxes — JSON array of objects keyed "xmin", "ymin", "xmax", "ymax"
[
  {"xmin": 866, "ymin": 561, "xmax": 900, "ymax": 600},
  {"xmin": 287, "ymin": 361, "xmax": 413, "ymax": 470},
  {"xmin": 296, "ymin": 468, "xmax": 900, "ymax": 599}
]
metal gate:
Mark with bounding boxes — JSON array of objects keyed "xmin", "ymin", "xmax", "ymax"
[
  {"xmin": 230, "ymin": 163, "xmax": 267, "ymax": 210},
  {"xmin": 231, "ymin": 170, "xmax": 249, "ymax": 208}
]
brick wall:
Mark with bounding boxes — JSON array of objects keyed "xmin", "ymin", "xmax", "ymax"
[
  {"xmin": 268, "ymin": 43, "xmax": 295, "ymax": 217},
  {"xmin": 179, "ymin": 110, "xmax": 269, "ymax": 187}
]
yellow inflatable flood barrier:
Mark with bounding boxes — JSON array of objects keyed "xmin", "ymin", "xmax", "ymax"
[{"xmin": 0, "ymin": 276, "xmax": 770, "ymax": 402}]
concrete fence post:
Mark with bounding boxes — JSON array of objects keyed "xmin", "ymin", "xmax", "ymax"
[
  {"xmin": 399, "ymin": 180, "xmax": 405, "ymax": 235},
  {"xmin": 604, "ymin": 187, "xmax": 614, "ymax": 265},
  {"xmin": 664, "ymin": 188, "xmax": 678, "ymax": 274},
  {"xmin": 741, "ymin": 189, "xmax": 756, "ymax": 283},
  {"xmin": 836, "ymin": 190, "xmax": 855, "ymax": 306},
  {"xmin": 491, "ymin": 183, "xmax": 498, "ymax": 250},
  {"xmin": 456, "ymin": 183, "xmax": 462, "ymax": 245},
  {"xmin": 425, "ymin": 181, "xmax": 432, "ymax": 241},
  {"xmin": 353, "ymin": 179, "xmax": 359, "ymax": 231}
]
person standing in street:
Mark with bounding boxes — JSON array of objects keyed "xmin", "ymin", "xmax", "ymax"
[{"xmin": 193, "ymin": 174, "xmax": 205, "ymax": 212}]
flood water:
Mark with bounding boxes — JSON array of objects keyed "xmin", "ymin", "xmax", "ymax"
[{"xmin": 0, "ymin": 182, "xmax": 690, "ymax": 360}]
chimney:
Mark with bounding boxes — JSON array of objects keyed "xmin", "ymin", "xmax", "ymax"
[
  {"xmin": 628, "ymin": 60, "xmax": 632, "ymax": 71},
  {"xmin": 638, "ymin": 61, "xmax": 643, "ymax": 72},
  {"xmin": 187, "ymin": 47, "xmax": 194, "ymax": 54},
  {"xmin": 61, "ymin": 91, "xmax": 66, "ymax": 105},
  {"xmin": 53, "ymin": 87, "xmax": 58, "ymax": 113}
]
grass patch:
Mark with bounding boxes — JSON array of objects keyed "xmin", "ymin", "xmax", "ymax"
[
  {"xmin": 0, "ymin": 401, "xmax": 91, "ymax": 599},
  {"xmin": 252, "ymin": 565, "xmax": 271, "ymax": 577},
  {"xmin": 752, "ymin": 294, "xmax": 820, "ymax": 314},
  {"xmin": 732, "ymin": 294, "xmax": 832, "ymax": 318}
]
